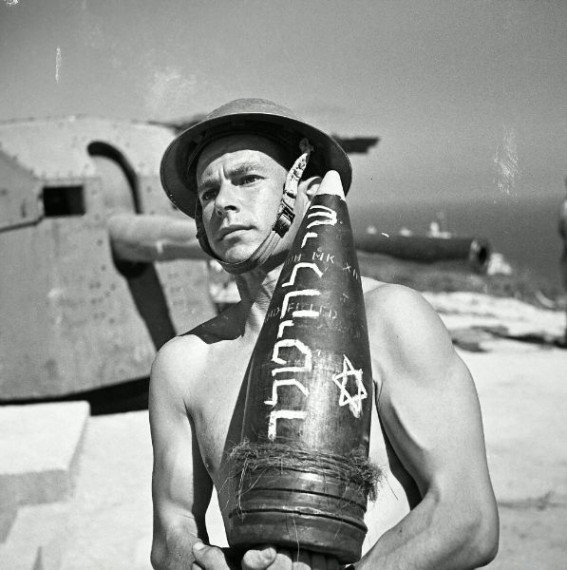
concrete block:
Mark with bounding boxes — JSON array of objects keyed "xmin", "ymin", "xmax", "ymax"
[
  {"xmin": 0, "ymin": 502, "xmax": 69, "ymax": 570},
  {"xmin": 0, "ymin": 402, "xmax": 90, "ymax": 507},
  {"xmin": 0, "ymin": 483, "xmax": 17, "ymax": 543}
]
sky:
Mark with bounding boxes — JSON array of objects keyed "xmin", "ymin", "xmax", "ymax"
[{"xmin": 1, "ymin": 0, "xmax": 566, "ymax": 251}]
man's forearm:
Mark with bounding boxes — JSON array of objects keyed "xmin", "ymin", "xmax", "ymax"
[
  {"xmin": 151, "ymin": 525, "xmax": 201, "ymax": 570},
  {"xmin": 356, "ymin": 493, "xmax": 497, "ymax": 570}
]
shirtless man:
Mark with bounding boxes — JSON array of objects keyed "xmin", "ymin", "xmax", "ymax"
[{"xmin": 150, "ymin": 99, "xmax": 499, "ymax": 569}]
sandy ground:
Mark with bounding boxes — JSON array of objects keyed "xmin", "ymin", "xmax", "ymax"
[{"xmin": 59, "ymin": 298, "xmax": 567, "ymax": 569}]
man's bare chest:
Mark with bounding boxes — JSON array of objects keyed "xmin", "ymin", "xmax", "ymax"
[
  {"xmin": 191, "ymin": 333, "xmax": 415, "ymax": 507},
  {"xmin": 191, "ymin": 341, "xmax": 255, "ymax": 481}
]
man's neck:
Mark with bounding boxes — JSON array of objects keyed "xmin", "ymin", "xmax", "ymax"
[{"xmin": 233, "ymin": 262, "xmax": 284, "ymax": 335}]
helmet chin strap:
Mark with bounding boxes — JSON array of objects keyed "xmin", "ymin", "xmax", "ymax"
[{"xmin": 195, "ymin": 139, "xmax": 314, "ymax": 275}]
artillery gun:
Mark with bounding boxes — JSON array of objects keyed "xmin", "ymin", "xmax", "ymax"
[
  {"xmin": 2, "ymin": 117, "xmax": 487, "ymax": 404},
  {"xmin": 0, "ymin": 117, "xmax": 214, "ymax": 401},
  {"xmin": 0, "ymin": 117, "xmax": 380, "ymax": 403}
]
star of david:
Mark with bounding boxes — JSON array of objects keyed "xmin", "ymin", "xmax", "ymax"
[{"xmin": 331, "ymin": 355, "xmax": 367, "ymax": 418}]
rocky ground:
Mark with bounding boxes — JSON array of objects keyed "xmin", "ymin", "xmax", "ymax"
[{"xmin": 56, "ymin": 291, "xmax": 566, "ymax": 569}]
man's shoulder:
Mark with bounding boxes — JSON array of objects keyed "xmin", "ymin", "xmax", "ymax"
[
  {"xmin": 361, "ymin": 279, "xmax": 464, "ymax": 393},
  {"xmin": 151, "ymin": 304, "xmax": 245, "ymax": 383},
  {"xmin": 155, "ymin": 332, "xmax": 206, "ymax": 364},
  {"xmin": 150, "ymin": 333, "xmax": 208, "ymax": 396},
  {"xmin": 362, "ymin": 278, "xmax": 452, "ymax": 349},
  {"xmin": 362, "ymin": 277, "xmax": 427, "ymax": 311},
  {"xmin": 182, "ymin": 302, "xmax": 245, "ymax": 343}
]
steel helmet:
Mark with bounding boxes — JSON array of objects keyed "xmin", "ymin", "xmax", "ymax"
[{"xmin": 160, "ymin": 98, "xmax": 352, "ymax": 218}]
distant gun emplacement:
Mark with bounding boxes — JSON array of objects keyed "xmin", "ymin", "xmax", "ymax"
[
  {"xmin": 108, "ymin": 214, "xmax": 206, "ymax": 264},
  {"xmin": 354, "ymin": 233, "xmax": 492, "ymax": 273},
  {"xmin": 0, "ymin": 117, "xmax": 382, "ymax": 401},
  {"xmin": 109, "ymin": 214, "xmax": 491, "ymax": 272},
  {"xmin": 0, "ymin": 117, "xmax": 216, "ymax": 401},
  {"xmin": 0, "ymin": 116, "xmax": 490, "ymax": 403}
]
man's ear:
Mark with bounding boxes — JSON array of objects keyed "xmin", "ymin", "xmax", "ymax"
[{"xmin": 299, "ymin": 175, "xmax": 322, "ymax": 199}]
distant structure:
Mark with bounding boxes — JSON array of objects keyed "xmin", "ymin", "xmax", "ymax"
[
  {"xmin": 486, "ymin": 252, "xmax": 513, "ymax": 277},
  {"xmin": 157, "ymin": 116, "xmax": 380, "ymax": 156},
  {"xmin": 0, "ymin": 117, "xmax": 214, "ymax": 399},
  {"xmin": 559, "ymin": 179, "xmax": 567, "ymax": 345},
  {"xmin": 0, "ymin": 116, "xmax": 379, "ymax": 400},
  {"xmin": 357, "ymin": 226, "xmax": 491, "ymax": 273}
]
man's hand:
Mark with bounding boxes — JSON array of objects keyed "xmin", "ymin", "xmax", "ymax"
[
  {"xmin": 191, "ymin": 542, "xmax": 277, "ymax": 570},
  {"xmin": 192, "ymin": 542, "xmax": 340, "ymax": 569},
  {"xmin": 243, "ymin": 548, "xmax": 340, "ymax": 570}
]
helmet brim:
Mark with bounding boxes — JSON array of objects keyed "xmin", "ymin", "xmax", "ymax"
[{"xmin": 160, "ymin": 110, "xmax": 352, "ymax": 218}]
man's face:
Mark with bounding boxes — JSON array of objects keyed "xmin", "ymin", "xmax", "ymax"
[{"xmin": 195, "ymin": 135, "xmax": 289, "ymax": 263}]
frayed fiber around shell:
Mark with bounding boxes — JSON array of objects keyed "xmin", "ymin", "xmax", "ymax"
[{"xmin": 228, "ymin": 440, "xmax": 381, "ymax": 501}]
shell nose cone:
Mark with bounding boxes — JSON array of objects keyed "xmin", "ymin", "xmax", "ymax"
[{"xmin": 315, "ymin": 170, "xmax": 346, "ymax": 200}]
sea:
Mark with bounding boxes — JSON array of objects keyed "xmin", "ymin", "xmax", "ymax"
[{"xmin": 351, "ymin": 192, "xmax": 565, "ymax": 291}]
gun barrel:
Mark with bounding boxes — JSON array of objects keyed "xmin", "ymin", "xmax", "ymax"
[
  {"xmin": 108, "ymin": 213, "xmax": 207, "ymax": 263},
  {"xmin": 354, "ymin": 233, "xmax": 491, "ymax": 273}
]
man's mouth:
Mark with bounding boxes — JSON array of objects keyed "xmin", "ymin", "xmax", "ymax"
[{"xmin": 217, "ymin": 225, "xmax": 250, "ymax": 241}]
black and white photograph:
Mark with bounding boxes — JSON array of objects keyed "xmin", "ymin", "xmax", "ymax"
[{"xmin": 1, "ymin": 1, "xmax": 566, "ymax": 569}]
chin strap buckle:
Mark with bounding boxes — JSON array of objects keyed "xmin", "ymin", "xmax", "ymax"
[
  {"xmin": 272, "ymin": 138, "xmax": 313, "ymax": 238},
  {"xmin": 273, "ymin": 200, "xmax": 295, "ymax": 237}
]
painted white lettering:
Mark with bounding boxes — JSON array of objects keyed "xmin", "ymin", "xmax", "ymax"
[
  {"xmin": 292, "ymin": 309, "xmax": 319, "ymax": 319},
  {"xmin": 264, "ymin": 379, "xmax": 309, "ymax": 406},
  {"xmin": 301, "ymin": 232, "xmax": 318, "ymax": 248},
  {"xmin": 307, "ymin": 205, "xmax": 337, "ymax": 228},
  {"xmin": 283, "ymin": 262, "xmax": 323, "ymax": 288},
  {"xmin": 268, "ymin": 410, "xmax": 308, "ymax": 440},
  {"xmin": 282, "ymin": 290, "xmax": 320, "ymax": 318},
  {"xmin": 277, "ymin": 319, "xmax": 294, "ymax": 338},
  {"xmin": 271, "ymin": 338, "xmax": 312, "ymax": 375}
]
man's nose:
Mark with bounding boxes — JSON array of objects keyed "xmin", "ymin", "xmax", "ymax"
[{"xmin": 214, "ymin": 182, "xmax": 240, "ymax": 216}]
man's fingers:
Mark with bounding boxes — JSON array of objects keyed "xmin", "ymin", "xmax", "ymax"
[
  {"xmin": 272, "ymin": 549, "xmax": 292, "ymax": 569},
  {"xmin": 292, "ymin": 550, "xmax": 312, "ymax": 570},
  {"xmin": 241, "ymin": 545, "xmax": 278, "ymax": 569},
  {"xmin": 239, "ymin": 545, "xmax": 341, "ymax": 570},
  {"xmin": 192, "ymin": 542, "xmax": 230, "ymax": 569},
  {"xmin": 291, "ymin": 550, "xmax": 339, "ymax": 570},
  {"xmin": 306, "ymin": 552, "xmax": 332, "ymax": 570},
  {"xmin": 323, "ymin": 555, "xmax": 339, "ymax": 570}
]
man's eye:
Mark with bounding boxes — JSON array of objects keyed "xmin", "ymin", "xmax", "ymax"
[
  {"xmin": 240, "ymin": 174, "xmax": 261, "ymax": 185},
  {"xmin": 200, "ymin": 189, "xmax": 216, "ymax": 202}
]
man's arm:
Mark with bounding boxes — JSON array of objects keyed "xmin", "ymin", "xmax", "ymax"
[
  {"xmin": 149, "ymin": 338, "xmax": 330, "ymax": 570},
  {"xmin": 360, "ymin": 285, "xmax": 499, "ymax": 569},
  {"xmin": 149, "ymin": 337, "xmax": 213, "ymax": 570}
]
